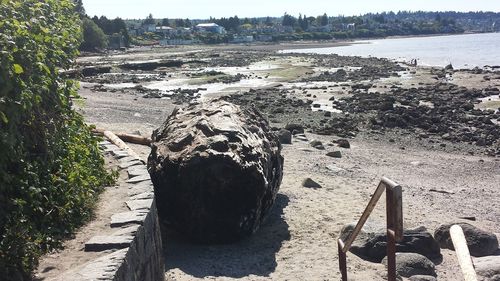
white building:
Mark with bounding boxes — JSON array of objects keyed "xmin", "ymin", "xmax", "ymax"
[{"xmin": 195, "ymin": 23, "xmax": 225, "ymax": 34}]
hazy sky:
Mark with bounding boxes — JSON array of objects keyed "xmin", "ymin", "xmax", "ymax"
[{"xmin": 82, "ymin": 0, "xmax": 500, "ymax": 19}]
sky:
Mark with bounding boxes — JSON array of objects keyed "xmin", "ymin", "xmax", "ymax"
[{"xmin": 82, "ymin": 0, "xmax": 500, "ymax": 20}]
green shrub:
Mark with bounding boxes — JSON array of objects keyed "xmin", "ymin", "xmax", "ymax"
[
  {"xmin": 0, "ymin": 1, "xmax": 114, "ymax": 279},
  {"xmin": 80, "ymin": 17, "xmax": 108, "ymax": 51}
]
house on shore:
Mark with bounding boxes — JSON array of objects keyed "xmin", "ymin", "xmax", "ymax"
[{"xmin": 195, "ymin": 23, "xmax": 226, "ymax": 34}]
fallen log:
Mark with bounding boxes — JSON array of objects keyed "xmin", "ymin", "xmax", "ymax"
[
  {"xmin": 92, "ymin": 128, "xmax": 152, "ymax": 146},
  {"xmin": 101, "ymin": 130, "xmax": 143, "ymax": 162},
  {"xmin": 148, "ymin": 101, "xmax": 284, "ymax": 243}
]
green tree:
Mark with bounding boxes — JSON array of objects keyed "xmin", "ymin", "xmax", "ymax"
[
  {"xmin": 320, "ymin": 13, "xmax": 329, "ymax": 26},
  {"xmin": 73, "ymin": 0, "xmax": 85, "ymax": 17},
  {"xmin": 80, "ymin": 17, "xmax": 108, "ymax": 51},
  {"xmin": 144, "ymin": 13, "xmax": 155, "ymax": 25},
  {"xmin": 282, "ymin": 13, "xmax": 297, "ymax": 27}
]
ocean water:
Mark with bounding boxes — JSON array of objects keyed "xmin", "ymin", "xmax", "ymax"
[{"xmin": 283, "ymin": 32, "xmax": 500, "ymax": 68}]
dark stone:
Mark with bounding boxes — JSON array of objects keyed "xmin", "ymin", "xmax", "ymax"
[
  {"xmin": 382, "ymin": 252, "xmax": 436, "ymax": 278},
  {"xmin": 148, "ymin": 101, "xmax": 284, "ymax": 243},
  {"xmin": 326, "ymin": 151, "xmax": 342, "ymax": 158},
  {"xmin": 336, "ymin": 139, "xmax": 351, "ymax": 148},
  {"xmin": 285, "ymin": 123, "xmax": 304, "ymax": 134},
  {"xmin": 302, "ymin": 178, "xmax": 321, "ymax": 188},
  {"xmin": 277, "ymin": 128, "xmax": 292, "ymax": 144},
  {"xmin": 310, "ymin": 140, "xmax": 325, "ymax": 150},
  {"xmin": 340, "ymin": 223, "xmax": 441, "ymax": 263},
  {"xmin": 434, "ymin": 223, "xmax": 499, "ymax": 257}
]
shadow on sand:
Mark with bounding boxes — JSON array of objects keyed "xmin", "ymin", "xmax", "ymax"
[{"xmin": 163, "ymin": 193, "xmax": 290, "ymax": 278}]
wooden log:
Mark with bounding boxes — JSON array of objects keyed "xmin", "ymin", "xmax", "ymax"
[
  {"xmin": 450, "ymin": 224, "xmax": 478, "ymax": 281},
  {"xmin": 92, "ymin": 128, "xmax": 151, "ymax": 146},
  {"xmin": 102, "ymin": 130, "xmax": 143, "ymax": 162}
]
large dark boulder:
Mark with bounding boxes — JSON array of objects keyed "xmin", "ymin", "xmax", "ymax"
[
  {"xmin": 434, "ymin": 223, "xmax": 499, "ymax": 257},
  {"xmin": 340, "ymin": 222, "xmax": 441, "ymax": 263},
  {"xmin": 148, "ymin": 101, "xmax": 284, "ymax": 243}
]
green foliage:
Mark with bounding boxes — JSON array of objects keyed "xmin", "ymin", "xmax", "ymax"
[
  {"xmin": 80, "ymin": 17, "xmax": 108, "ymax": 51},
  {"xmin": 0, "ymin": 0, "xmax": 114, "ymax": 279}
]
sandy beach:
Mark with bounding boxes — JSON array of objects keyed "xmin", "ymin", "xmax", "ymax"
[{"xmin": 35, "ymin": 42, "xmax": 500, "ymax": 281}]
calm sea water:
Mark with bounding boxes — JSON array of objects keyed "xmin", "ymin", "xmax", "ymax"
[{"xmin": 283, "ymin": 33, "xmax": 500, "ymax": 68}]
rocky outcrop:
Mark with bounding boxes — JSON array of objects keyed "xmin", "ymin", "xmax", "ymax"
[
  {"xmin": 434, "ymin": 223, "xmax": 499, "ymax": 257},
  {"xmin": 119, "ymin": 60, "xmax": 183, "ymax": 71},
  {"xmin": 148, "ymin": 101, "xmax": 284, "ymax": 243},
  {"xmin": 340, "ymin": 223, "xmax": 441, "ymax": 263}
]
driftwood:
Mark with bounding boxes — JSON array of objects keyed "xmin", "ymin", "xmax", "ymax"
[
  {"xmin": 450, "ymin": 225, "xmax": 478, "ymax": 281},
  {"xmin": 93, "ymin": 128, "xmax": 152, "ymax": 146},
  {"xmin": 148, "ymin": 101, "xmax": 284, "ymax": 243},
  {"xmin": 101, "ymin": 130, "xmax": 143, "ymax": 161}
]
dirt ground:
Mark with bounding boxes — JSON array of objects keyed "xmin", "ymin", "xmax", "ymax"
[
  {"xmin": 37, "ymin": 44, "xmax": 500, "ymax": 281},
  {"xmin": 33, "ymin": 155, "xmax": 129, "ymax": 280}
]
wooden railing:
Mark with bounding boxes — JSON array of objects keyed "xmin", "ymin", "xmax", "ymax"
[{"xmin": 338, "ymin": 177, "xmax": 403, "ymax": 281}]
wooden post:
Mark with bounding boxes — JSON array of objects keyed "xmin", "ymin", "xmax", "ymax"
[
  {"xmin": 338, "ymin": 239, "xmax": 348, "ymax": 281},
  {"xmin": 450, "ymin": 225, "xmax": 478, "ymax": 281}
]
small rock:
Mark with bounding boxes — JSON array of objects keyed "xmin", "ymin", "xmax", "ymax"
[
  {"xmin": 434, "ymin": 223, "xmax": 499, "ymax": 257},
  {"xmin": 277, "ymin": 129, "xmax": 292, "ymax": 144},
  {"xmin": 310, "ymin": 140, "xmax": 325, "ymax": 150},
  {"xmin": 302, "ymin": 178, "xmax": 322, "ymax": 188},
  {"xmin": 382, "ymin": 252, "xmax": 436, "ymax": 278},
  {"xmin": 326, "ymin": 151, "xmax": 342, "ymax": 158},
  {"xmin": 336, "ymin": 139, "xmax": 351, "ymax": 148}
]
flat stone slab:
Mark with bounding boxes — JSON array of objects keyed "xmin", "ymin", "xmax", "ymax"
[
  {"xmin": 84, "ymin": 235, "xmax": 134, "ymax": 252},
  {"xmin": 102, "ymin": 144, "xmax": 117, "ymax": 152},
  {"xmin": 126, "ymin": 174, "xmax": 151, "ymax": 183},
  {"xmin": 73, "ymin": 249, "xmax": 128, "ymax": 280},
  {"xmin": 119, "ymin": 160, "xmax": 143, "ymax": 169},
  {"xmin": 112, "ymin": 225, "xmax": 141, "ymax": 236},
  {"xmin": 119, "ymin": 156, "xmax": 141, "ymax": 164},
  {"xmin": 111, "ymin": 149, "xmax": 128, "ymax": 157},
  {"xmin": 110, "ymin": 211, "xmax": 148, "ymax": 227},
  {"xmin": 128, "ymin": 186, "xmax": 153, "ymax": 196},
  {"xmin": 126, "ymin": 199, "xmax": 153, "ymax": 211},
  {"xmin": 130, "ymin": 192, "xmax": 154, "ymax": 200},
  {"xmin": 127, "ymin": 166, "xmax": 149, "ymax": 178}
]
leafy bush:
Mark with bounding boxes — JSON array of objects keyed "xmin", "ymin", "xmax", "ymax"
[
  {"xmin": 80, "ymin": 17, "xmax": 108, "ymax": 51},
  {"xmin": 0, "ymin": 1, "xmax": 114, "ymax": 279}
]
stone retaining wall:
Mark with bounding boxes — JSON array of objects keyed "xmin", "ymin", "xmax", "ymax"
[{"xmin": 70, "ymin": 140, "xmax": 164, "ymax": 281}]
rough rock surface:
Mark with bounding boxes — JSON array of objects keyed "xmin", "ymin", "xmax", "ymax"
[
  {"xmin": 474, "ymin": 255, "xmax": 500, "ymax": 279},
  {"xmin": 434, "ymin": 223, "xmax": 499, "ymax": 257},
  {"xmin": 148, "ymin": 101, "xmax": 284, "ymax": 243},
  {"xmin": 382, "ymin": 252, "xmax": 436, "ymax": 278},
  {"xmin": 340, "ymin": 223, "xmax": 441, "ymax": 262}
]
